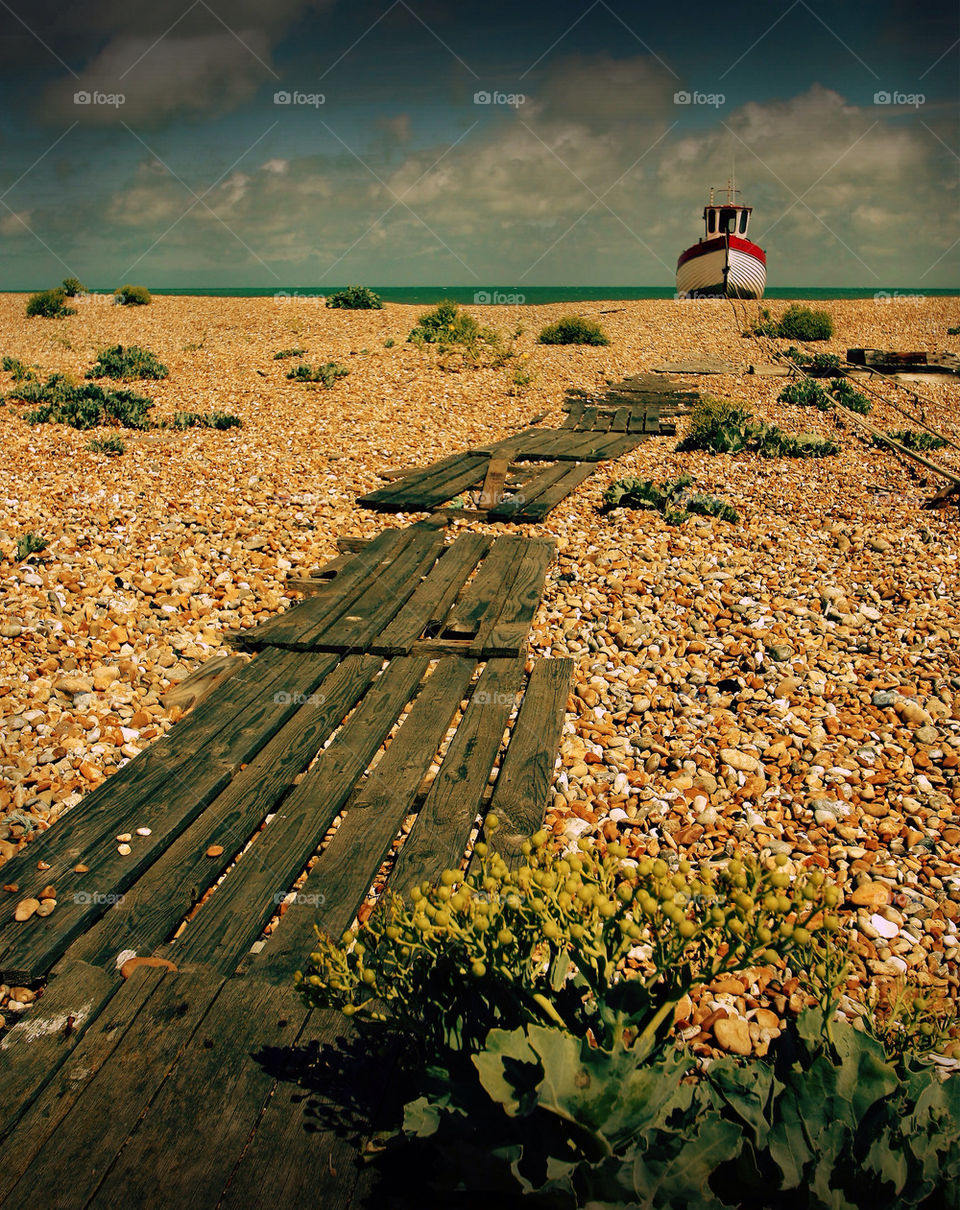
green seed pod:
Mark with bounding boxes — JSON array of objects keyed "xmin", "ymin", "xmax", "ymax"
[
  {"xmin": 532, "ymin": 829, "xmax": 549, "ymax": 848},
  {"xmin": 497, "ymin": 928, "xmax": 514, "ymax": 945}
]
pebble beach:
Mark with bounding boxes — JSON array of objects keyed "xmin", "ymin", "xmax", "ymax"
[{"xmin": 2, "ymin": 292, "xmax": 959, "ymax": 1052}]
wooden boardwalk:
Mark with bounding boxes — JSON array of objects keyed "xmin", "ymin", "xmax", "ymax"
[
  {"xmin": 358, "ymin": 373, "xmax": 695, "ymax": 520},
  {"xmin": 0, "ymin": 520, "xmax": 572, "ymax": 1208}
]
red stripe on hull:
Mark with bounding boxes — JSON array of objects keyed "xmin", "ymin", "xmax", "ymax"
[{"xmin": 677, "ymin": 235, "xmax": 766, "ymax": 271}]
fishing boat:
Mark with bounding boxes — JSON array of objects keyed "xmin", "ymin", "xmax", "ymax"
[{"xmin": 676, "ymin": 181, "xmax": 766, "ymax": 299}]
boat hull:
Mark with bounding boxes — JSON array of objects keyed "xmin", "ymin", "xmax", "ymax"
[{"xmin": 676, "ymin": 235, "xmax": 766, "ymax": 299}]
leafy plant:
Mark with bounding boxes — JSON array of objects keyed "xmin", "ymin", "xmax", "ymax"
[
  {"xmin": 273, "ymin": 347, "xmax": 306, "ymax": 359},
  {"xmin": 16, "ymin": 531, "xmax": 46, "ymax": 561},
  {"xmin": 87, "ymin": 435, "xmax": 126, "ymax": 455},
  {"xmin": 26, "ymin": 288, "xmax": 75, "ymax": 318},
  {"xmin": 603, "ymin": 474, "xmax": 738, "ymax": 526},
  {"xmin": 873, "ymin": 429, "xmax": 947, "ymax": 452},
  {"xmin": 678, "ymin": 395, "xmax": 837, "ymax": 458},
  {"xmin": 2, "ymin": 356, "xmax": 35, "ymax": 382},
  {"xmin": 828, "ymin": 378, "xmax": 871, "ymax": 414},
  {"xmin": 510, "ymin": 361, "xmax": 535, "ymax": 394},
  {"xmin": 113, "ymin": 283, "xmax": 151, "ymax": 306},
  {"xmin": 778, "ymin": 379, "xmax": 833, "ymax": 410},
  {"xmin": 755, "ymin": 303, "xmax": 834, "ymax": 340},
  {"xmin": 286, "ymin": 361, "xmax": 350, "ymax": 387},
  {"xmin": 384, "ymin": 338, "xmax": 396, "ymax": 348},
  {"xmin": 947, "ymin": 326, "xmax": 959, "ymax": 335},
  {"xmin": 164, "ymin": 410, "xmax": 241, "ymax": 430},
  {"xmin": 538, "ymin": 316, "xmax": 610, "ymax": 346},
  {"xmin": 407, "ymin": 301, "xmax": 506, "ymax": 367},
  {"xmin": 17, "ymin": 376, "xmax": 154, "ymax": 429},
  {"xmin": 87, "ymin": 345, "xmax": 169, "ymax": 381},
  {"xmin": 61, "ymin": 277, "xmax": 85, "ymax": 297},
  {"xmin": 326, "ymin": 285, "xmax": 383, "ymax": 310}
]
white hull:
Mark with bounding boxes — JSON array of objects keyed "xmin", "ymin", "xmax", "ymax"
[{"xmin": 676, "ymin": 240, "xmax": 766, "ymax": 299}]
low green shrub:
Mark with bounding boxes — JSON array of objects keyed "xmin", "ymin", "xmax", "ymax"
[
  {"xmin": 114, "ymin": 283, "xmax": 151, "ymax": 306},
  {"xmin": 778, "ymin": 378, "xmax": 833, "ymax": 410},
  {"xmin": 603, "ymin": 474, "xmax": 739, "ymax": 526},
  {"xmin": 407, "ymin": 301, "xmax": 506, "ymax": 366},
  {"xmin": 679, "ymin": 395, "xmax": 838, "ymax": 458},
  {"xmin": 61, "ymin": 277, "xmax": 85, "ymax": 296},
  {"xmin": 86, "ymin": 435, "xmax": 126, "ymax": 455},
  {"xmin": 273, "ymin": 347, "xmax": 306, "ymax": 360},
  {"xmin": 87, "ymin": 345, "xmax": 168, "ymax": 381},
  {"xmin": 286, "ymin": 361, "xmax": 350, "ymax": 387},
  {"xmin": 17, "ymin": 375, "xmax": 154, "ymax": 429},
  {"xmin": 538, "ymin": 315, "xmax": 609, "ymax": 346},
  {"xmin": 326, "ymin": 285, "xmax": 383, "ymax": 310},
  {"xmin": 15, "ymin": 531, "xmax": 46, "ymax": 561},
  {"xmin": 947, "ymin": 326, "xmax": 959, "ymax": 335},
  {"xmin": 756, "ymin": 303, "xmax": 834, "ymax": 341},
  {"xmin": 2, "ymin": 357, "xmax": 35, "ymax": 382},
  {"xmin": 26, "ymin": 288, "xmax": 75, "ymax": 318},
  {"xmin": 828, "ymin": 378, "xmax": 871, "ymax": 414},
  {"xmin": 873, "ymin": 429, "xmax": 947, "ymax": 452},
  {"xmin": 164, "ymin": 410, "xmax": 241, "ymax": 430}
]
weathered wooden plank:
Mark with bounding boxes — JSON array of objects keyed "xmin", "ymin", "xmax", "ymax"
[
  {"xmin": 372, "ymin": 534, "xmax": 490, "ymax": 655},
  {"xmin": 487, "ymin": 463, "xmax": 571, "ymax": 521},
  {"xmin": 315, "ymin": 527, "xmax": 446, "ymax": 652},
  {"xmin": 485, "ymin": 660, "xmax": 572, "ymax": 864},
  {"xmin": 64, "ymin": 654, "xmax": 372, "ymax": 974},
  {"xmin": 389, "ymin": 656, "xmax": 526, "ymax": 896},
  {"xmin": 159, "ymin": 652, "xmax": 246, "ymax": 711},
  {"xmin": 385, "ymin": 454, "xmax": 489, "ymax": 512},
  {"xmin": 169, "ymin": 657, "xmax": 431, "ymax": 973},
  {"xmin": 336, "ymin": 536, "xmax": 371, "ymax": 553},
  {"xmin": 644, "ymin": 400, "xmax": 661, "ymax": 433},
  {"xmin": 508, "ymin": 462, "xmax": 597, "ymax": 522},
  {"xmin": 257, "ymin": 656, "xmax": 479, "ymax": 981},
  {"xmin": 0, "ymin": 958, "xmax": 117, "ymax": 1146},
  {"xmin": 563, "ymin": 399, "xmax": 584, "ymax": 427},
  {"xmin": 0, "ymin": 650, "xmax": 330, "ymax": 985},
  {"xmin": 478, "ymin": 539, "xmax": 555, "ymax": 653},
  {"xmin": 478, "ymin": 454, "xmax": 510, "ymax": 510},
  {"xmin": 235, "ymin": 527, "xmax": 409, "ymax": 649},
  {"xmin": 611, "ymin": 407, "xmax": 630, "ymax": 432},
  {"xmin": 356, "ymin": 454, "xmax": 464, "ymax": 505},
  {"xmin": 0, "ymin": 965, "xmax": 209, "ymax": 1204},
  {"xmin": 442, "ymin": 536, "xmax": 526, "ymax": 639}
]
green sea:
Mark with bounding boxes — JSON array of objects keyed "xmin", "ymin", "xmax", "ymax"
[{"xmin": 127, "ymin": 286, "xmax": 958, "ymax": 304}]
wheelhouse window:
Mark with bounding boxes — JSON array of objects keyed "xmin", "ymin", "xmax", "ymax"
[{"xmin": 739, "ymin": 210, "xmax": 749, "ymax": 234}]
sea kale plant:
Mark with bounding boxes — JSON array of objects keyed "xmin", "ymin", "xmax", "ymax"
[
  {"xmin": 602, "ymin": 473, "xmax": 739, "ymax": 526},
  {"xmin": 87, "ymin": 345, "xmax": 169, "ymax": 381},
  {"xmin": 679, "ymin": 395, "xmax": 839, "ymax": 458},
  {"xmin": 297, "ymin": 828, "xmax": 960, "ymax": 1209}
]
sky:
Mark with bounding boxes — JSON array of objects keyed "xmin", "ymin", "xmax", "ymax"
[{"xmin": 0, "ymin": 0, "xmax": 957, "ymax": 288}]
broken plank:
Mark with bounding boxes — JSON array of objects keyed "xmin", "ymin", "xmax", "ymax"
[
  {"xmin": 478, "ymin": 538, "xmax": 555, "ymax": 653},
  {"xmin": 373, "ymin": 533, "xmax": 490, "ymax": 655},
  {"xmin": 478, "ymin": 454, "xmax": 511, "ymax": 510},
  {"xmin": 441, "ymin": 535, "xmax": 526, "ymax": 640},
  {"xmin": 507, "ymin": 462, "xmax": 597, "ymax": 522}
]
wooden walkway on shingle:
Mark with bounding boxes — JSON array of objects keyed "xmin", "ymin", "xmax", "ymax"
[
  {"xmin": 0, "ymin": 519, "xmax": 572, "ymax": 1209},
  {"xmin": 359, "ymin": 372, "xmax": 696, "ymax": 520}
]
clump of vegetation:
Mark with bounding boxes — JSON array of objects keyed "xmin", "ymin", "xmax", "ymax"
[
  {"xmin": 286, "ymin": 361, "xmax": 350, "ymax": 388},
  {"xmin": 13, "ymin": 374, "xmax": 155, "ymax": 430},
  {"xmin": 15, "ymin": 531, "xmax": 47, "ymax": 561},
  {"xmin": 298, "ymin": 828, "xmax": 959, "ymax": 1207},
  {"xmin": 603, "ymin": 473, "xmax": 739, "ymax": 526},
  {"xmin": 679, "ymin": 394, "xmax": 838, "ymax": 458},
  {"xmin": 509, "ymin": 360, "xmax": 534, "ymax": 394},
  {"xmin": 538, "ymin": 315, "xmax": 609, "ymax": 346},
  {"xmin": 407, "ymin": 301, "xmax": 507, "ymax": 367},
  {"xmin": 384, "ymin": 338, "xmax": 396, "ymax": 348},
  {"xmin": 114, "ymin": 284, "xmax": 151, "ymax": 306},
  {"xmin": 947, "ymin": 326, "xmax": 959, "ymax": 335},
  {"xmin": 86, "ymin": 435, "xmax": 126, "ymax": 455},
  {"xmin": 778, "ymin": 378, "xmax": 833, "ymax": 410},
  {"xmin": 26, "ymin": 288, "xmax": 76, "ymax": 318},
  {"xmin": 164, "ymin": 410, "xmax": 241, "ymax": 430},
  {"xmin": 755, "ymin": 302, "xmax": 834, "ymax": 340},
  {"xmin": 2, "ymin": 356, "xmax": 36, "ymax": 382},
  {"xmin": 61, "ymin": 277, "xmax": 85, "ymax": 297},
  {"xmin": 326, "ymin": 285, "xmax": 383, "ymax": 310},
  {"xmin": 828, "ymin": 378, "xmax": 871, "ymax": 414},
  {"xmin": 273, "ymin": 347, "xmax": 306, "ymax": 360},
  {"xmin": 874, "ymin": 429, "xmax": 947, "ymax": 452},
  {"xmin": 87, "ymin": 345, "xmax": 169, "ymax": 381},
  {"xmin": 782, "ymin": 348, "xmax": 842, "ymax": 375}
]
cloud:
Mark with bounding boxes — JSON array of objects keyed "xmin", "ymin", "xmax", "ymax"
[{"xmin": 0, "ymin": 210, "xmax": 35, "ymax": 237}]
